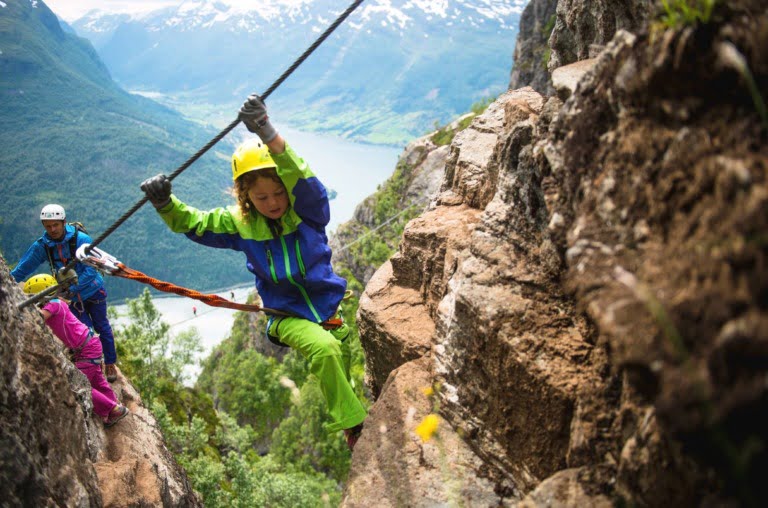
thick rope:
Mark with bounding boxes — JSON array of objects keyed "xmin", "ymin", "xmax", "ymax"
[
  {"xmin": 64, "ymin": 0, "xmax": 366, "ymax": 272},
  {"xmin": 114, "ymin": 263, "xmax": 344, "ymax": 329},
  {"xmin": 114, "ymin": 263, "xmax": 294, "ymax": 317}
]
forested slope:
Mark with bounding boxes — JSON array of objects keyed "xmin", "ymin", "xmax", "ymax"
[{"xmin": 0, "ymin": 0, "xmax": 248, "ymax": 300}]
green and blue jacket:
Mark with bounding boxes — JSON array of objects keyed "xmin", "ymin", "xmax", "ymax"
[{"xmin": 157, "ymin": 143, "xmax": 346, "ymax": 322}]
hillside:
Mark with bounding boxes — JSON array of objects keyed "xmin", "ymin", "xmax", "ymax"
[
  {"xmin": 70, "ymin": 0, "xmax": 523, "ymax": 145},
  {"xmin": 0, "ymin": 0, "xmax": 249, "ymax": 300}
]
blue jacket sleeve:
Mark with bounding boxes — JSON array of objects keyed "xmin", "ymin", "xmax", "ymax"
[
  {"xmin": 10, "ymin": 240, "xmax": 47, "ymax": 282},
  {"xmin": 272, "ymin": 144, "xmax": 331, "ymax": 228}
]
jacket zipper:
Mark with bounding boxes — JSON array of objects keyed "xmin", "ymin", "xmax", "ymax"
[
  {"xmin": 294, "ymin": 239, "xmax": 306, "ymax": 278},
  {"xmin": 265, "ymin": 248, "xmax": 279, "ymax": 284},
  {"xmin": 279, "ymin": 236, "xmax": 321, "ymax": 322}
]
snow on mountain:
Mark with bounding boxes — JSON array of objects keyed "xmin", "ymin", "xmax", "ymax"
[
  {"xmin": 76, "ymin": 0, "xmax": 523, "ymax": 33},
  {"xmin": 70, "ymin": 0, "xmax": 523, "ymax": 145}
]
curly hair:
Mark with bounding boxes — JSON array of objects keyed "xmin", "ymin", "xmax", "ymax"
[{"xmin": 234, "ymin": 168, "xmax": 284, "ymax": 222}]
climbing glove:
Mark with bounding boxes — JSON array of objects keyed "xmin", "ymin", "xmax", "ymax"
[
  {"xmin": 239, "ymin": 94, "xmax": 278, "ymax": 143},
  {"xmin": 140, "ymin": 174, "xmax": 172, "ymax": 209}
]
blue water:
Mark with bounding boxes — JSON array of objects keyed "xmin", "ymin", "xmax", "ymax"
[{"xmin": 276, "ymin": 125, "xmax": 402, "ymax": 233}]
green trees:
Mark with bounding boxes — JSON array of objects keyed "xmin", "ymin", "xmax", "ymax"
[
  {"xmin": 270, "ymin": 382, "xmax": 351, "ymax": 482},
  {"xmin": 112, "ymin": 288, "xmax": 367, "ymax": 506},
  {"xmin": 116, "ymin": 289, "xmax": 203, "ymax": 406}
]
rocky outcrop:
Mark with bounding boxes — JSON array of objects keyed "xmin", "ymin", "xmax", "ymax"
[
  {"xmin": 331, "ymin": 134, "xmax": 447, "ymax": 286},
  {"xmin": 508, "ymin": 0, "xmax": 558, "ymax": 95},
  {"xmin": 94, "ymin": 372, "xmax": 201, "ymax": 507},
  {"xmin": 550, "ymin": 57, "xmax": 597, "ymax": 100},
  {"xmin": 509, "ymin": 0, "xmax": 651, "ymax": 96},
  {"xmin": 1, "ymin": 262, "xmax": 102, "ymax": 507},
  {"xmin": 0, "ymin": 259, "xmax": 200, "ymax": 507},
  {"xmin": 343, "ymin": 357, "xmax": 515, "ymax": 507},
  {"xmin": 349, "ymin": 1, "xmax": 767, "ymax": 506},
  {"xmin": 548, "ymin": 0, "xmax": 652, "ymax": 72}
]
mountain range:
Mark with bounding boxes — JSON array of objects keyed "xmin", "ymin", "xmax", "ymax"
[
  {"xmin": 70, "ymin": 0, "xmax": 524, "ymax": 145},
  {"xmin": 0, "ymin": 0, "xmax": 249, "ymax": 300}
]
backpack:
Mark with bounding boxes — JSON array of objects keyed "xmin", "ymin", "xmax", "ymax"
[{"xmin": 40, "ymin": 222, "xmax": 88, "ymax": 275}]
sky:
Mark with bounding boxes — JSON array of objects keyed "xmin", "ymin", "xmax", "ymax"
[
  {"xmin": 43, "ymin": 0, "xmax": 178, "ymax": 21},
  {"xmin": 43, "ymin": 0, "xmax": 312, "ymax": 21}
]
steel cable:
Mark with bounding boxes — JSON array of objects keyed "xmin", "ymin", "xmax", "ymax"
[{"xmin": 63, "ymin": 0, "xmax": 366, "ymax": 272}]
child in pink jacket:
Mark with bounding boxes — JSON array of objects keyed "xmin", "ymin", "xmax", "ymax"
[{"xmin": 24, "ymin": 274, "xmax": 129, "ymax": 427}]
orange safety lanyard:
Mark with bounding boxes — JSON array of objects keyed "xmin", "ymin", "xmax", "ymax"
[{"xmin": 114, "ymin": 263, "xmax": 343, "ymax": 329}]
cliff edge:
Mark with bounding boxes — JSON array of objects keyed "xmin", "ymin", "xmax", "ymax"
[
  {"xmin": 0, "ymin": 259, "xmax": 200, "ymax": 507},
  {"xmin": 346, "ymin": 1, "xmax": 767, "ymax": 506}
]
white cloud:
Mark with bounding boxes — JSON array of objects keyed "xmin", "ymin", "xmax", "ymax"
[
  {"xmin": 44, "ymin": 0, "xmax": 316, "ymax": 21},
  {"xmin": 43, "ymin": 0, "xmax": 178, "ymax": 21}
]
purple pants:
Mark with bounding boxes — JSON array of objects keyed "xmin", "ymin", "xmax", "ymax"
[{"xmin": 77, "ymin": 361, "xmax": 118, "ymax": 420}]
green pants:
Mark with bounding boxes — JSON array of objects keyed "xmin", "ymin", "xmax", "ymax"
[{"xmin": 268, "ymin": 316, "xmax": 367, "ymax": 432}]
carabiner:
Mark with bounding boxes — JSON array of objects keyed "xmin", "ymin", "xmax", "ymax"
[{"xmin": 76, "ymin": 244, "xmax": 121, "ymax": 275}]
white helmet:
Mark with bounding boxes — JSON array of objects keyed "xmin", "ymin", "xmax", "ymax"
[{"xmin": 40, "ymin": 204, "xmax": 66, "ymax": 221}]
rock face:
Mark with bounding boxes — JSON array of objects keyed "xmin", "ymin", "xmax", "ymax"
[
  {"xmin": 343, "ymin": 357, "xmax": 515, "ymax": 507},
  {"xmin": 0, "ymin": 259, "xmax": 200, "ymax": 507},
  {"xmin": 548, "ymin": 0, "xmax": 652, "ymax": 72},
  {"xmin": 349, "ymin": 2, "xmax": 767, "ymax": 506},
  {"xmin": 508, "ymin": 0, "xmax": 558, "ymax": 95},
  {"xmin": 94, "ymin": 373, "xmax": 201, "ymax": 507},
  {"xmin": 510, "ymin": 0, "xmax": 651, "ymax": 95},
  {"xmin": 331, "ymin": 134, "xmax": 447, "ymax": 286},
  {"xmin": 0, "ymin": 261, "xmax": 102, "ymax": 507}
]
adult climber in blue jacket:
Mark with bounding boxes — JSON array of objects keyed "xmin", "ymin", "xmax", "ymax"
[{"xmin": 12, "ymin": 204, "xmax": 119, "ymax": 382}]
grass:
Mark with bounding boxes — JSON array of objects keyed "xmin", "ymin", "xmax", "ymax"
[
  {"xmin": 430, "ymin": 97, "xmax": 495, "ymax": 146},
  {"xmin": 659, "ymin": 0, "xmax": 717, "ymax": 28},
  {"xmin": 717, "ymin": 42, "xmax": 768, "ymax": 131}
]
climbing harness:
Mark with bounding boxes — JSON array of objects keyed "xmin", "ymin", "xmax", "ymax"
[
  {"xmin": 69, "ymin": 329, "xmax": 98, "ymax": 362},
  {"xmin": 17, "ymin": 0, "xmax": 366, "ymax": 317},
  {"xmin": 38, "ymin": 222, "xmax": 88, "ymax": 276},
  {"xmin": 76, "ymin": 357, "xmax": 104, "ymax": 366},
  {"xmin": 266, "ymin": 290, "xmax": 351, "ymax": 347}
]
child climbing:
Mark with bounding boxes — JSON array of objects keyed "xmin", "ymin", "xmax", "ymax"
[
  {"xmin": 140, "ymin": 95, "xmax": 366, "ymax": 450},
  {"xmin": 23, "ymin": 274, "xmax": 129, "ymax": 428}
]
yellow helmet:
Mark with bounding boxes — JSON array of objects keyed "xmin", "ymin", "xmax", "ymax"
[
  {"xmin": 231, "ymin": 139, "xmax": 276, "ymax": 182},
  {"xmin": 23, "ymin": 274, "xmax": 57, "ymax": 295}
]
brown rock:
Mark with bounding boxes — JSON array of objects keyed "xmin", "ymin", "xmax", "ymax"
[
  {"xmin": 350, "ymin": 4, "xmax": 768, "ymax": 506},
  {"xmin": 0, "ymin": 259, "xmax": 200, "ymax": 507},
  {"xmin": 343, "ymin": 357, "xmax": 517, "ymax": 507},
  {"xmin": 551, "ymin": 58, "xmax": 598, "ymax": 100}
]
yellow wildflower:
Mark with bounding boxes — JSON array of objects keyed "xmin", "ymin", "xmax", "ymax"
[
  {"xmin": 421, "ymin": 386, "xmax": 434, "ymax": 397},
  {"xmin": 415, "ymin": 414, "xmax": 440, "ymax": 442}
]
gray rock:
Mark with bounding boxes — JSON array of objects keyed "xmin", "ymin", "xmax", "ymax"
[{"xmin": 551, "ymin": 58, "xmax": 598, "ymax": 100}]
